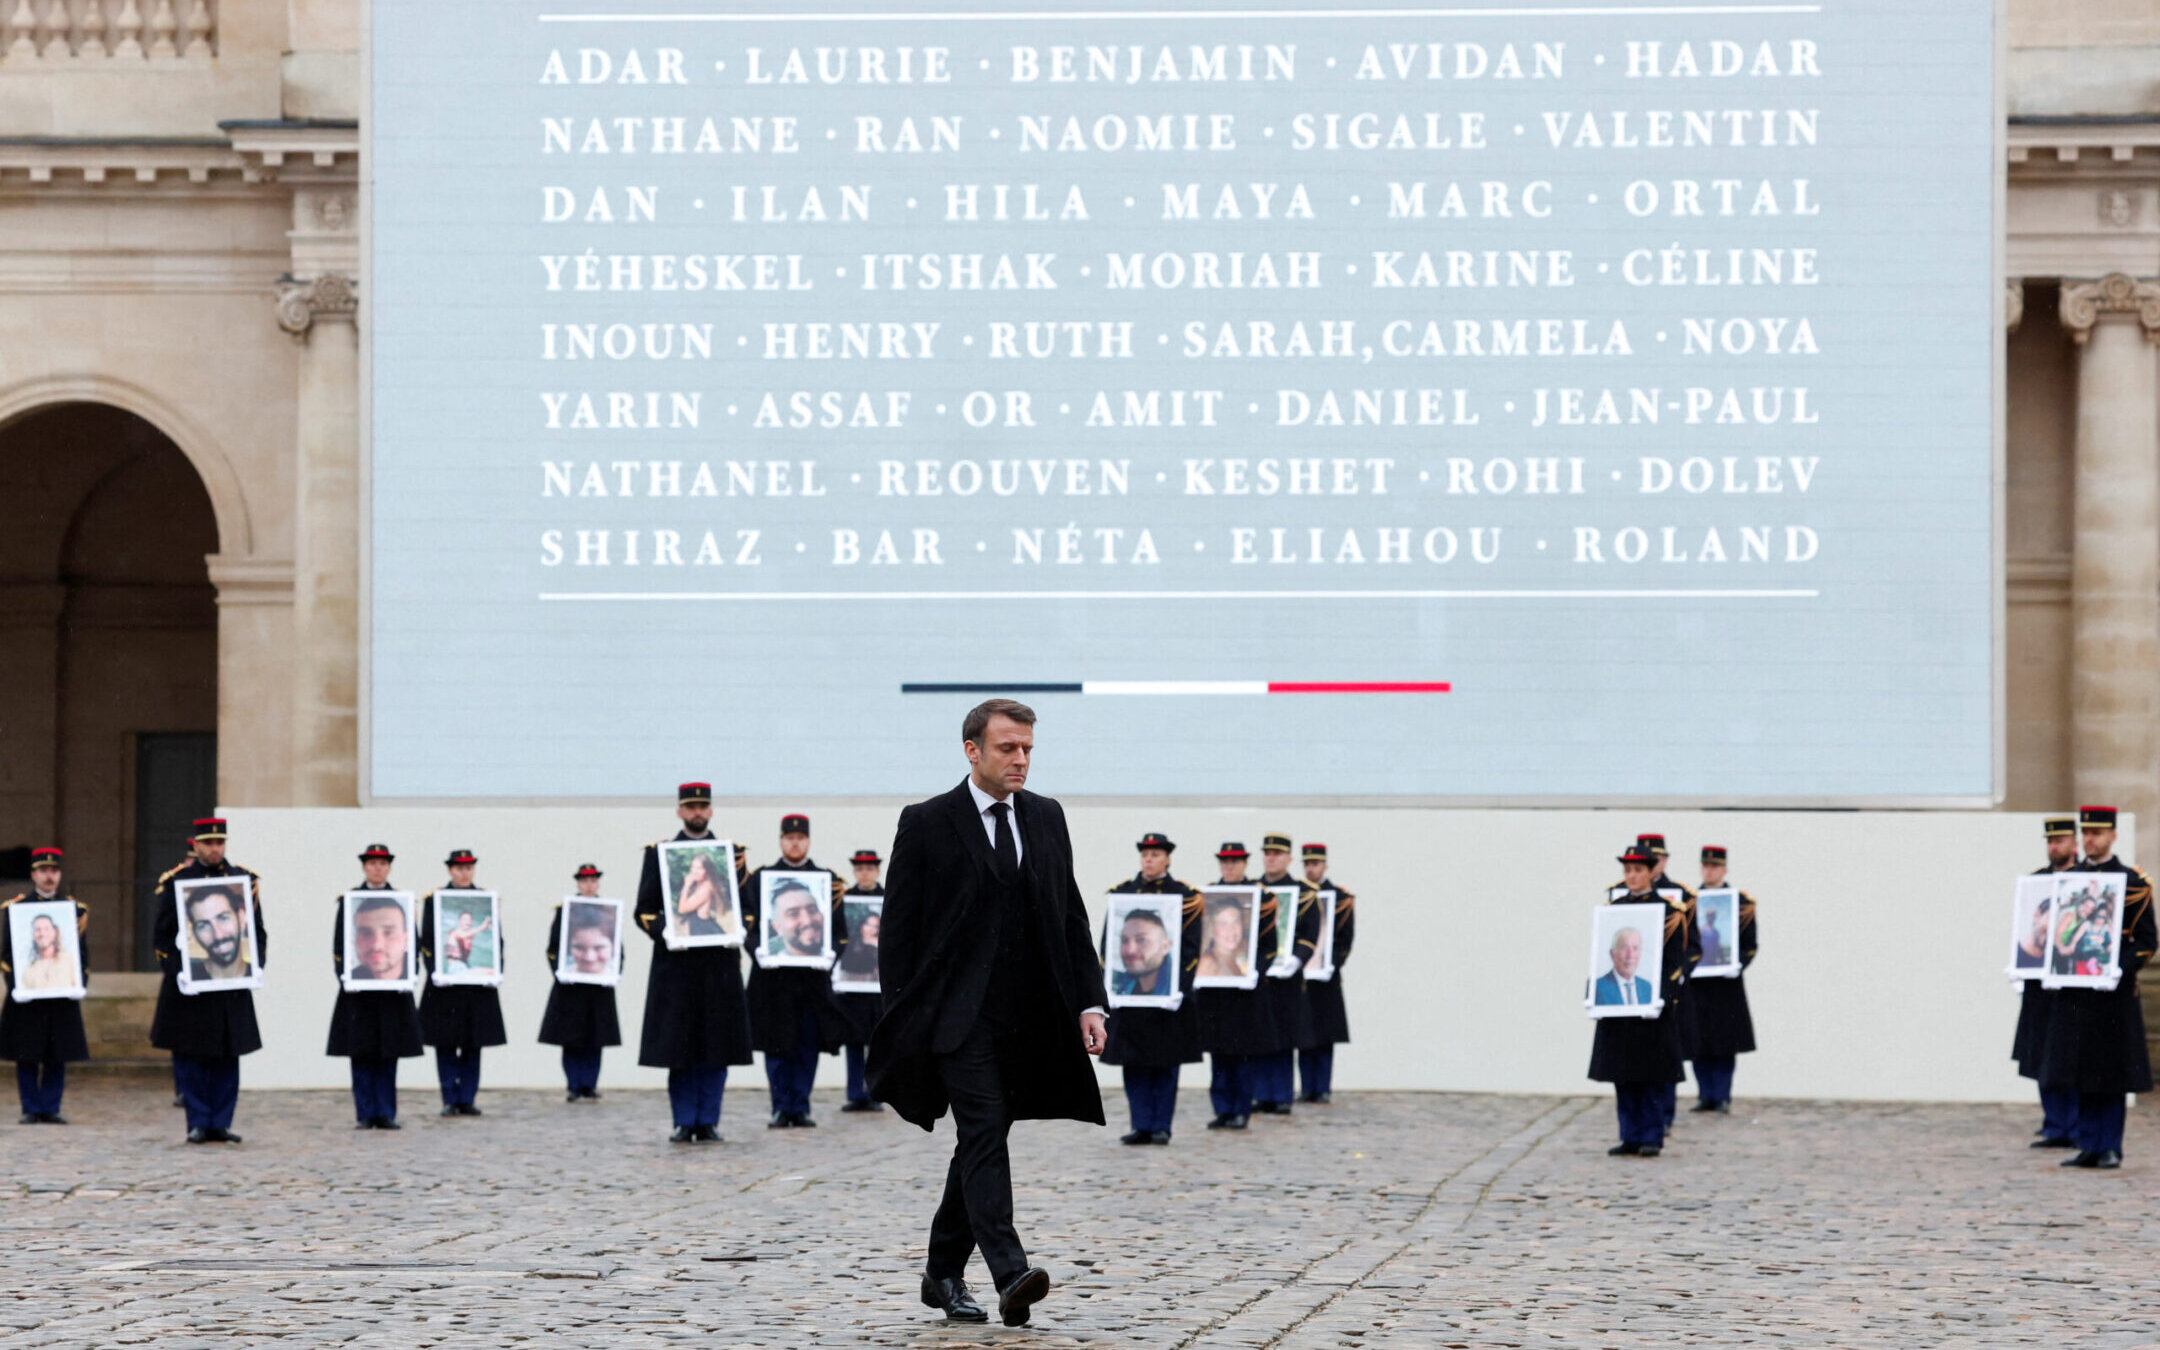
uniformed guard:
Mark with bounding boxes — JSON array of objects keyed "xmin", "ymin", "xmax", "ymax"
[
  {"xmin": 1197, "ymin": 842, "xmax": 1267, "ymax": 1130},
  {"xmin": 0, "ymin": 848, "xmax": 90, "ymax": 1123},
  {"xmin": 1297, "ymin": 842, "xmax": 1354, "ymax": 1104},
  {"xmin": 1634, "ymin": 832, "xmax": 1700, "ymax": 1132},
  {"xmin": 1102, "ymin": 831, "xmax": 1202, "ymax": 1145},
  {"xmin": 541, "ymin": 863, "xmax": 621, "ymax": 1101},
  {"xmin": 327, "ymin": 844, "xmax": 425, "ymax": 1129},
  {"xmin": 635, "ymin": 783, "xmax": 754, "ymax": 1142},
  {"xmin": 2016, "ymin": 818, "xmax": 2080, "ymax": 1147},
  {"xmin": 2036, "ymin": 805, "xmax": 2155, "ymax": 1168},
  {"xmin": 835, "ymin": 848, "xmax": 886, "ymax": 1113},
  {"xmin": 1252, "ymin": 833, "xmax": 1321, "ymax": 1117},
  {"xmin": 1590, "ymin": 844, "xmax": 1690, "ymax": 1157},
  {"xmin": 419, "ymin": 848, "xmax": 509, "ymax": 1116},
  {"xmin": 742, "ymin": 813, "xmax": 848, "ymax": 1129},
  {"xmin": 150, "ymin": 817, "xmax": 266, "ymax": 1143},
  {"xmin": 1686, "ymin": 846, "xmax": 1757, "ymax": 1113}
]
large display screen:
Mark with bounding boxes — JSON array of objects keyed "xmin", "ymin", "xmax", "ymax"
[{"xmin": 369, "ymin": 0, "xmax": 1997, "ymax": 800}]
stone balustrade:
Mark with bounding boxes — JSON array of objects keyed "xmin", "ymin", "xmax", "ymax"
[{"xmin": 0, "ymin": 0, "xmax": 214, "ymax": 62}]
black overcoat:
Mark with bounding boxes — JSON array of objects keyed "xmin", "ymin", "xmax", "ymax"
[
  {"xmin": 418, "ymin": 892, "xmax": 508, "ymax": 1050},
  {"xmin": 538, "ymin": 904, "xmax": 622, "ymax": 1049},
  {"xmin": 1687, "ymin": 890, "xmax": 1758, "ymax": 1059},
  {"xmin": 1588, "ymin": 890, "xmax": 1690, "ymax": 1085},
  {"xmin": 2037, "ymin": 856, "xmax": 2156, "ymax": 1095},
  {"xmin": 1100, "ymin": 872, "xmax": 1203, "ymax": 1069},
  {"xmin": 635, "ymin": 832, "xmax": 754, "ymax": 1071},
  {"xmin": 1196, "ymin": 880, "xmax": 1304, "ymax": 1056},
  {"xmin": 1260, "ymin": 878, "xmax": 1323, "ymax": 1051},
  {"xmin": 866, "ymin": 780, "xmax": 1109, "ymax": 1131},
  {"xmin": 0, "ymin": 893, "xmax": 91, "ymax": 1063},
  {"xmin": 1303, "ymin": 879, "xmax": 1356, "ymax": 1046},
  {"xmin": 2013, "ymin": 863, "xmax": 2073, "ymax": 1078},
  {"xmin": 149, "ymin": 858, "xmax": 266, "ymax": 1058},
  {"xmin": 833, "ymin": 884, "xmax": 884, "ymax": 1046},
  {"xmin": 742, "ymin": 860, "xmax": 849, "ymax": 1056},
  {"xmin": 325, "ymin": 886, "xmax": 424, "ymax": 1060}
]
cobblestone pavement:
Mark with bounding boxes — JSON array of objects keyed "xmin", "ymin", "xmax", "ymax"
[{"xmin": 3, "ymin": 1081, "xmax": 2157, "ymax": 1348}]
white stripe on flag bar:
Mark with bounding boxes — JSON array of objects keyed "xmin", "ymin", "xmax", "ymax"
[{"xmin": 1082, "ymin": 681, "xmax": 1268, "ymax": 696}]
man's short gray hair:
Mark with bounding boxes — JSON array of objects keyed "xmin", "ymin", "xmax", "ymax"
[{"xmin": 963, "ymin": 698, "xmax": 1037, "ymax": 745}]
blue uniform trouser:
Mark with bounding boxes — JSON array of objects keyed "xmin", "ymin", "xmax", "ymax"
[
  {"xmin": 16, "ymin": 1061, "xmax": 64, "ymax": 1116},
  {"xmin": 1122, "ymin": 1064, "xmax": 1180, "ymax": 1133},
  {"xmin": 2040, "ymin": 1087, "xmax": 2080, "ymax": 1141},
  {"xmin": 435, "ymin": 1046, "xmax": 482, "ymax": 1107},
  {"xmin": 764, "ymin": 1010, "xmax": 821, "ymax": 1117},
  {"xmin": 2075, "ymin": 1093, "xmax": 2126, "ymax": 1155},
  {"xmin": 1209, "ymin": 1053, "xmax": 1253, "ymax": 1118},
  {"xmin": 350, "ymin": 1057, "xmax": 398, "ymax": 1122},
  {"xmin": 1693, "ymin": 1056, "xmax": 1736, "ymax": 1106},
  {"xmin": 173, "ymin": 1054, "xmax": 239, "ymax": 1132},
  {"xmin": 668, "ymin": 1066, "xmax": 727, "ymax": 1128},
  {"xmin": 1659, "ymin": 1082, "xmax": 1678, "ymax": 1129},
  {"xmin": 1615, "ymin": 1083, "xmax": 1665, "ymax": 1147},
  {"xmin": 1254, "ymin": 1049, "xmax": 1296, "ymax": 1105},
  {"xmin": 562, "ymin": 1047, "xmax": 602, "ymax": 1094},
  {"xmin": 1298, "ymin": 1046, "xmax": 1335, "ymax": 1099},
  {"xmin": 844, "ymin": 1044, "xmax": 874, "ymax": 1104}
]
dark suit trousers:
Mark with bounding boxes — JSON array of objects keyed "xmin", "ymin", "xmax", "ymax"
[{"xmin": 927, "ymin": 1022, "xmax": 1026, "ymax": 1288}]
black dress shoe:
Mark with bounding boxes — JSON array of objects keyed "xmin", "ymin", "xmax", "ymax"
[
  {"xmin": 2096, "ymin": 1150, "xmax": 2122, "ymax": 1169},
  {"xmin": 355, "ymin": 1119, "xmax": 378, "ymax": 1130},
  {"xmin": 1309, "ymin": 1092, "xmax": 1331, "ymax": 1105},
  {"xmin": 692, "ymin": 1125, "xmax": 721, "ymax": 1142},
  {"xmin": 1254, "ymin": 1101, "xmax": 1292, "ymax": 1116},
  {"xmin": 1120, "ymin": 1130, "xmax": 1152, "ymax": 1145},
  {"xmin": 2032, "ymin": 1136, "xmax": 2078, "ymax": 1149},
  {"xmin": 583, "ymin": 1090, "xmax": 602, "ymax": 1101},
  {"xmin": 1690, "ymin": 1101, "xmax": 1723, "ymax": 1113},
  {"xmin": 187, "ymin": 1127, "xmax": 211, "ymax": 1144},
  {"xmin": 920, "ymin": 1274, "xmax": 988, "ymax": 1323},
  {"xmin": 565, "ymin": 1091, "xmax": 581, "ymax": 1103},
  {"xmin": 670, "ymin": 1126, "xmax": 696, "ymax": 1143},
  {"xmin": 997, "ymin": 1268, "xmax": 1051, "ymax": 1327},
  {"xmin": 457, "ymin": 1103, "xmax": 483, "ymax": 1117},
  {"xmin": 203, "ymin": 1127, "xmax": 241, "ymax": 1143},
  {"xmin": 19, "ymin": 1114, "xmax": 36, "ymax": 1125},
  {"xmin": 1637, "ymin": 1144, "xmax": 1662, "ymax": 1158},
  {"xmin": 768, "ymin": 1111, "xmax": 790, "ymax": 1129},
  {"xmin": 1608, "ymin": 1142, "xmax": 1641, "ymax": 1156},
  {"xmin": 791, "ymin": 1112, "xmax": 817, "ymax": 1128},
  {"xmin": 2062, "ymin": 1150, "xmax": 2102, "ymax": 1168},
  {"xmin": 1149, "ymin": 1130, "xmax": 1173, "ymax": 1145},
  {"xmin": 441, "ymin": 1105, "xmax": 461, "ymax": 1117},
  {"xmin": 840, "ymin": 1099, "xmax": 884, "ymax": 1113},
  {"xmin": 41, "ymin": 1114, "xmax": 65, "ymax": 1125},
  {"xmin": 377, "ymin": 1118, "xmax": 402, "ymax": 1131}
]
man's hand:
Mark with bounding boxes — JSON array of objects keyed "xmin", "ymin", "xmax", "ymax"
[{"xmin": 1079, "ymin": 1010, "xmax": 1108, "ymax": 1056}]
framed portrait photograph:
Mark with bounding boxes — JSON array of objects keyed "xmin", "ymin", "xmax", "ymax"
[
  {"xmin": 1586, "ymin": 902, "xmax": 1666, "ymax": 1019},
  {"xmin": 756, "ymin": 871, "xmax": 834, "ymax": 969},
  {"xmin": 342, "ymin": 889, "xmax": 419, "ymax": 992},
  {"xmin": 2006, "ymin": 874, "xmax": 2060, "ymax": 981},
  {"xmin": 2041, "ymin": 872, "xmax": 2128, "ymax": 990},
  {"xmin": 174, "ymin": 874, "xmax": 264, "ymax": 995},
  {"xmin": 1194, "ymin": 885, "xmax": 1262, "ymax": 991},
  {"xmin": 659, "ymin": 839, "xmax": 743, "ymax": 949},
  {"xmin": 1692, "ymin": 888, "xmax": 1742, "ymax": 979},
  {"xmin": 1104, "ymin": 895, "xmax": 1182, "ymax": 1009},
  {"xmin": 1304, "ymin": 889, "xmax": 1338, "ymax": 982},
  {"xmin": 831, "ymin": 897, "xmax": 883, "ymax": 992},
  {"xmin": 432, "ymin": 889, "xmax": 503, "ymax": 987},
  {"xmin": 7, "ymin": 899, "xmax": 85, "ymax": 1002},
  {"xmin": 556, "ymin": 897, "xmax": 625, "ymax": 987},
  {"xmin": 1265, "ymin": 884, "xmax": 1301, "ymax": 973}
]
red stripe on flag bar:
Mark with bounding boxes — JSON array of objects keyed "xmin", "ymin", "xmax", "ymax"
[{"xmin": 1267, "ymin": 682, "xmax": 1452, "ymax": 694}]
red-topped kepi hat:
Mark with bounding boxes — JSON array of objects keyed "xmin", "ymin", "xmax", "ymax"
[
  {"xmin": 781, "ymin": 814, "xmax": 810, "ymax": 835},
  {"xmin": 29, "ymin": 847, "xmax": 62, "ymax": 867},
  {"xmin": 191, "ymin": 817, "xmax": 228, "ymax": 842},
  {"xmin": 848, "ymin": 849, "xmax": 881, "ymax": 867},
  {"xmin": 1302, "ymin": 843, "xmax": 1327, "ymax": 861},
  {"xmin": 1215, "ymin": 841, "xmax": 1250, "ymax": 860},
  {"xmin": 446, "ymin": 848, "xmax": 478, "ymax": 867},
  {"xmin": 2079, "ymin": 805, "xmax": 2118, "ymax": 829},
  {"xmin": 573, "ymin": 862, "xmax": 602, "ymax": 880},
  {"xmin": 358, "ymin": 843, "xmax": 394, "ymax": 862},
  {"xmin": 1701, "ymin": 845, "xmax": 1728, "ymax": 863},
  {"xmin": 678, "ymin": 782, "xmax": 712, "ymax": 805}
]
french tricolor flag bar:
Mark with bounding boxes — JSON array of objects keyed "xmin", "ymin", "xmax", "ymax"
[{"xmin": 902, "ymin": 681, "xmax": 1450, "ymax": 696}]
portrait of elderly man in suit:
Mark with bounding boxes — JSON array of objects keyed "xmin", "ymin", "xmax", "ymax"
[{"xmin": 1595, "ymin": 926, "xmax": 1654, "ymax": 1007}]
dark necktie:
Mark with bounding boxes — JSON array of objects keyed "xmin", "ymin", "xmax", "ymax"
[{"xmin": 989, "ymin": 801, "xmax": 1019, "ymax": 878}]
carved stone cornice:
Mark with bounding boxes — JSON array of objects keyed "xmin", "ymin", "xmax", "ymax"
[
  {"xmin": 205, "ymin": 555, "xmax": 295, "ymax": 607},
  {"xmin": 2006, "ymin": 278, "xmax": 2023, "ymax": 333},
  {"xmin": 2059, "ymin": 273, "xmax": 2160, "ymax": 345},
  {"xmin": 275, "ymin": 271, "xmax": 357, "ymax": 339}
]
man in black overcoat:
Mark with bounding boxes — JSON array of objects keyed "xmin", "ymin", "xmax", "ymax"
[
  {"xmin": 1590, "ymin": 844, "xmax": 1689, "ymax": 1157},
  {"xmin": 150, "ymin": 817, "xmax": 265, "ymax": 1143},
  {"xmin": 742, "ymin": 813, "xmax": 848, "ymax": 1128},
  {"xmin": 327, "ymin": 844, "xmax": 425, "ymax": 1128},
  {"xmin": 2015, "ymin": 818, "xmax": 2080, "ymax": 1146},
  {"xmin": 1102, "ymin": 831, "xmax": 1202, "ymax": 1144},
  {"xmin": 867, "ymin": 699, "xmax": 1108, "ymax": 1329},
  {"xmin": 2038, "ymin": 805, "xmax": 2156, "ymax": 1169},
  {"xmin": 1297, "ymin": 842, "xmax": 1355, "ymax": 1104},
  {"xmin": 1, "ymin": 847, "xmax": 91, "ymax": 1123},
  {"xmin": 1686, "ymin": 844, "xmax": 1759, "ymax": 1113},
  {"xmin": 541, "ymin": 863, "xmax": 622, "ymax": 1100}
]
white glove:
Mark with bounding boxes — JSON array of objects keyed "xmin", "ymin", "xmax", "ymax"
[
  {"xmin": 1162, "ymin": 991, "xmax": 1184, "ymax": 1011},
  {"xmin": 1267, "ymin": 956, "xmax": 1300, "ymax": 980}
]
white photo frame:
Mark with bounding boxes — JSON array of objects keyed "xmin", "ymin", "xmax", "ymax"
[
  {"xmin": 1692, "ymin": 888, "xmax": 1742, "ymax": 979},
  {"xmin": 756, "ymin": 871, "xmax": 834, "ymax": 969},
  {"xmin": 831, "ymin": 897, "xmax": 883, "ymax": 992},
  {"xmin": 1586, "ymin": 902, "xmax": 1665, "ymax": 1019},
  {"xmin": 659, "ymin": 840, "xmax": 744, "ymax": 950},
  {"xmin": 1265, "ymin": 884, "xmax": 1301, "ymax": 974},
  {"xmin": 2006, "ymin": 874, "xmax": 2060, "ymax": 982},
  {"xmin": 8, "ymin": 899, "xmax": 85, "ymax": 1002},
  {"xmin": 341, "ymin": 889, "xmax": 419, "ymax": 992},
  {"xmin": 2041, "ymin": 872, "xmax": 2127, "ymax": 991},
  {"xmin": 557, "ymin": 897, "xmax": 625, "ymax": 987},
  {"xmin": 1195, "ymin": 885, "xmax": 1262, "ymax": 991},
  {"xmin": 432, "ymin": 889, "xmax": 503, "ymax": 987},
  {"xmin": 174, "ymin": 875, "xmax": 264, "ymax": 994},
  {"xmin": 1305, "ymin": 889, "xmax": 1338, "ymax": 982},
  {"xmin": 1104, "ymin": 895, "xmax": 1182, "ymax": 1009}
]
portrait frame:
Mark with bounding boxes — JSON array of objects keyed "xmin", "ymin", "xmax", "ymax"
[
  {"xmin": 1692, "ymin": 888, "xmax": 1742, "ymax": 979},
  {"xmin": 831, "ymin": 897, "xmax": 883, "ymax": 992},
  {"xmin": 174, "ymin": 874, "xmax": 264, "ymax": 995},
  {"xmin": 1104, "ymin": 895, "xmax": 1182, "ymax": 1009},
  {"xmin": 7, "ymin": 898, "xmax": 85, "ymax": 1002},
  {"xmin": 1194, "ymin": 884, "xmax": 1262, "ymax": 991},
  {"xmin": 1586, "ymin": 902, "xmax": 1665, "ymax": 1020},
  {"xmin": 658, "ymin": 839, "xmax": 744, "ymax": 950},
  {"xmin": 2040, "ymin": 872, "xmax": 2127, "ymax": 991},
  {"xmin": 1304, "ymin": 889, "xmax": 1338, "ymax": 982},
  {"xmin": 1265, "ymin": 884, "xmax": 1301, "ymax": 975},
  {"xmin": 756, "ymin": 870, "xmax": 835, "ymax": 969},
  {"xmin": 556, "ymin": 897, "xmax": 626, "ymax": 987},
  {"xmin": 431, "ymin": 889, "xmax": 503, "ymax": 987},
  {"xmin": 2005, "ymin": 874, "xmax": 2060, "ymax": 982},
  {"xmin": 341, "ymin": 889, "xmax": 419, "ymax": 992}
]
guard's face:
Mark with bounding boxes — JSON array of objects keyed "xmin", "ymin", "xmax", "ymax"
[
  {"xmin": 30, "ymin": 864, "xmax": 60, "ymax": 895},
  {"xmin": 779, "ymin": 832, "xmax": 810, "ymax": 864},
  {"xmin": 31, "ymin": 916, "xmax": 59, "ymax": 957},
  {"xmin": 2045, "ymin": 836, "xmax": 2077, "ymax": 867},
  {"xmin": 1210, "ymin": 905, "xmax": 1245, "ymax": 955},
  {"xmin": 1610, "ymin": 929, "xmax": 1643, "ymax": 980},
  {"xmin": 1261, "ymin": 848, "xmax": 1291, "ymax": 879},
  {"xmin": 964, "ymin": 714, "xmax": 1032, "ymax": 794},
  {"xmin": 362, "ymin": 859, "xmax": 392, "ymax": 886},
  {"xmin": 1700, "ymin": 862, "xmax": 1728, "ymax": 888},
  {"xmin": 570, "ymin": 928, "xmax": 613, "ymax": 974},
  {"xmin": 1217, "ymin": 859, "xmax": 1247, "ymax": 883},
  {"xmin": 190, "ymin": 894, "xmax": 244, "ymax": 967},
  {"xmin": 2083, "ymin": 827, "xmax": 2113, "ymax": 859},
  {"xmin": 194, "ymin": 840, "xmax": 227, "ymax": 866},
  {"xmin": 775, "ymin": 891, "xmax": 825, "ymax": 954},
  {"xmin": 1138, "ymin": 847, "xmax": 1169, "ymax": 880},
  {"xmin": 576, "ymin": 878, "xmax": 601, "ymax": 897},
  {"xmin": 1303, "ymin": 858, "xmax": 1325, "ymax": 884},
  {"xmin": 852, "ymin": 863, "xmax": 879, "ymax": 889},
  {"xmin": 1622, "ymin": 862, "xmax": 1654, "ymax": 892},
  {"xmin": 679, "ymin": 803, "xmax": 713, "ymax": 833},
  {"xmin": 1119, "ymin": 916, "xmax": 1169, "ymax": 976},
  {"xmin": 448, "ymin": 864, "xmax": 476, "ymax": 888},
  {"xmin": 355, "ymin": 905, "xmax": 409, "ymax": 979}
]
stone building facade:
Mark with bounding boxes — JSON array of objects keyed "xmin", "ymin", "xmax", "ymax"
[{"xmin": 1, "ymin": 3, "xmax": 2157, "ymax": 971}]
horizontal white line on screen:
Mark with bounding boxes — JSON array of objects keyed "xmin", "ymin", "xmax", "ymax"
[
  {"xmin": 539, "ymin": 6, "xmax": 1823, "ymax": 22},
  {"xmin": 537, "ymin": 589, "xmax": 1822, "ymax": 601}
]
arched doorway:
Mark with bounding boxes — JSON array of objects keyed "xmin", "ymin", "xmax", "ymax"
[{"xmin": 0, "ymin": 403, "xmax": 219, "ymax": 972}]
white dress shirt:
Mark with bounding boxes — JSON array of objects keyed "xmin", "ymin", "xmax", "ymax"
[{"xmin": 966, "ymin": 776, "xmax": 1022, "ymax": 865}]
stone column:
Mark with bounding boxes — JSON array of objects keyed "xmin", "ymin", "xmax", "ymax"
[
  {"xmin": 206, "ymin": 556, "xmax": 296, "ymax": 807},
  {"xmin": 2059, "ymin": 274, "xmax": 2160, "ymax": 866}
]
